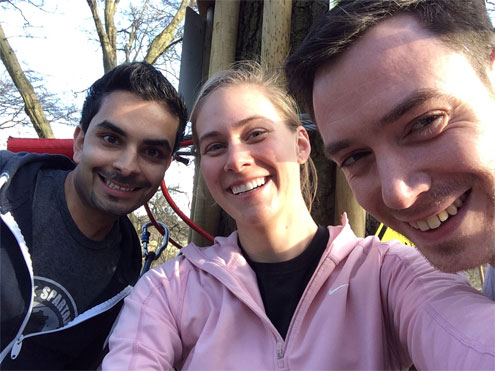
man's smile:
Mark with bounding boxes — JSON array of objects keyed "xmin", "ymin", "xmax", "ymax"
[{"xmin": 408, "ymin": 193, "xmax": 467, "ymax": 232}]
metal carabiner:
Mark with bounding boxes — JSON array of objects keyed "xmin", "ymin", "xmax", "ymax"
[{"xmin": 140, "ymin": 221, "xmax": 169, "ymax": 276}]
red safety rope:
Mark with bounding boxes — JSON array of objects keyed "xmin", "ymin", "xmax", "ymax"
[{"xmin": 160, "ymin": 180, "xmax": 214, "ymax": 243}]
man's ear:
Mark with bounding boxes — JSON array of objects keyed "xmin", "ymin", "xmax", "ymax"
[
  {"xmin": 72, "ymin": 126, "xmax": 84, "ymax": 164},
  {"xmin": 296, "ymin": 126, "xmax": 311, "ymax": 164}
]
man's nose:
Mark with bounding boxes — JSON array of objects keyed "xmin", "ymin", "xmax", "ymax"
[
  {"xmin": 113, "ymin": 148, "xmax": 140, "ymax": 176},
  {"xmin": 378, "ymin": 156, "xmax": 431, "ymax": 210},
  {"xmin": 223, "ymin": 143, "xmax": 253, "ymax": 173}
]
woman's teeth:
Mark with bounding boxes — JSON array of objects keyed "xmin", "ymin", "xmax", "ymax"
[
  {"xmin": 231, "ymin": 177, "xmax": 265, "ymax": 195},
  {"xmin": 409, "ymin": 195, "xmax": 465, "ymax": 231}
]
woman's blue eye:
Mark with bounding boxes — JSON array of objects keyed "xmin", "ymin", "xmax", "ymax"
[
  {"xmin": 248, "ymin": 130, "xmax": 266, "ymax": 140},
  {"xmin": 204, "ymin": 143, "xmax": 224, "ymax": 154}
]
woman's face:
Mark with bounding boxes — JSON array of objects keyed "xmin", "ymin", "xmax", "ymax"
[{"xmin": 195, "ymin": 84, "xmax": 310, "ymax": 227}]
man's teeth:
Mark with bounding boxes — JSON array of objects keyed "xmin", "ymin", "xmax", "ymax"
[
  {"xmin": 231, "ymin": 178, "xmax": 265, "ymax": 195},
  {"xmin": 106, "ymin": 179, "xmax": 134, "ymax": 192},
  {"xmin": 409, "ymin": 195, "xmax": 465, "ymax": 231}
]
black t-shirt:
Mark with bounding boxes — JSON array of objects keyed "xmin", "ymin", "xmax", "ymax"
[
  {"xmin": 26, "ymin": 168, "xmax": 121, "ymax": 335},
  {"xmin": 241, "ymin": 225, "xmax": 329, "ymax": 339}
]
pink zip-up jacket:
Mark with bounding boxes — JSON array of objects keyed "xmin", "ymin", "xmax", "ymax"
[{"xmin": 103, "ymin": 219, "xmax": 495, "ymax": 370}]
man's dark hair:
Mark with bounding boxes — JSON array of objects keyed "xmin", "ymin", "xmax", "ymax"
[
  {"xmin": 80, "ymin": 61, "xmax": 188, "ymax": 153},
  {"xmin": 285, "ymin": 0, "xmax": 495, "ymax": 118}
]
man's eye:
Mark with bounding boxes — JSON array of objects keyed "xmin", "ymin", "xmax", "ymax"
[
  {"xmin": 340, "ymin": 151, "xmax": 369, "ymax": 168},
  {"xmin": 408, "ymin": 112, "xmax": 446, "ymax": 138},
  {"xmin": 103, "ymin": 135, "xmax": 118, "ymax": 144},
  {"xmin": 144, "ymin": 148, "xmax": 161, "ymax": 158}
]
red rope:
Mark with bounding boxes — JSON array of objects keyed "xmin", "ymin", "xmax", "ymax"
[
  {"xmin": 160, "ymin": 180, "xmax": 214, "ymax": 243},
  {"xmin": 143, "ymin": 203, "xmax": 165, "ymax": 235},
  {"xmin": 143, "ymin": 203, "xmax": 183, "ymax": 249}
]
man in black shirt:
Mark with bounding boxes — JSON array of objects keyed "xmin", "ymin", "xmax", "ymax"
[{"xmin": 0, "ymin": 61, "xmax": 187, "ymax": 369}]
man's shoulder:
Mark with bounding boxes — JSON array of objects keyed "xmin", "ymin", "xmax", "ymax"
[{"xmin": 0, "ymin": 150, "xmax": 74, "ymax": 177}]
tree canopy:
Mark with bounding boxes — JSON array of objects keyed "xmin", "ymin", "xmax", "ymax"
[{"xmin": 0, "ymin": 0, "xmax": 190, "ymax": 136}]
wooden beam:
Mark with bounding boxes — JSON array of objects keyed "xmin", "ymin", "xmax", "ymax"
[
  {"xmin": 190, "ymin": 0, "xmax": 240, "ymax": 246},
  {"xmin": 261, "ymin": 0, "xmax": 292, "ymax": 69},
  {"xmin": 209, "ymin": 0, "xmax": 240, "ymax": 75},
  {"xmin": 335, "ymin": 168, "xmax": 366, "ymax": 237}
]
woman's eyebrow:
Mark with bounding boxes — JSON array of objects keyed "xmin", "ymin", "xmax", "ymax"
[{"xmin": 198, "ymin": 116, "xmax": 274, "ymax": 144}]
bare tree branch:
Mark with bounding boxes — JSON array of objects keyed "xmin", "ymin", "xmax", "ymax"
[
  {"xmin": 144, "ymin": 0, "xmax": 190, "ymax": 65},
  {"xmin": 0, "ymin": 23, "xmax": 53, "ymax": 137}
]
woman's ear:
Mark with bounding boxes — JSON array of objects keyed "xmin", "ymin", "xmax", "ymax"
[
  {"xmin": 72, "ymin": 126, "xmax": 84, "ymax": 164},
  {"xmin": 296, "ymin": 126, "xmax": 311, "ymax": 164}
]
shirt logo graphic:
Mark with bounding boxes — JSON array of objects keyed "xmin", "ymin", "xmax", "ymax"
[{"xmin": 24, "ymin": 276, "xmax": 78, "ymax": 335}]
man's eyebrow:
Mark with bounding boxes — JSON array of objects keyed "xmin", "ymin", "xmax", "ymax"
[
  {"xmin": 379, "ymin": 89, "xmax": 446, "ymax": 128},
  {"xmin": 95, "ymin": 120, "xmax": 172, "ymax": 151},
  {"xmin": 198, "ymin": 115, "xmax": 273, "ymax": 143},
  {"xmin": 324, "ymin": 89, "xmax": 451, "ymax": 158},
  {"xmin": 324, "ymin": 139, "xmax": 352, "ymax": 160},
  {"xmin": 95, "ymin": 120, "xmax": 126, "ymax": 136},
  {"xmin": 143, "ymin": 138, "xmax": 172, "ymax": 152}
]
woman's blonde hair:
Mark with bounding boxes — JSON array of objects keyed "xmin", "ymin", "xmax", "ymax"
[{"xmin": 190, "ymin": 61, "xmax": 317, "ymax": 210}]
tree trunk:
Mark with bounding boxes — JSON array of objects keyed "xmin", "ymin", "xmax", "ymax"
[
  {"xmin": 235, "ymin": 0, "xmax": 262, "ymax": 61},
  {"xmin": 290, "ymin": 0, "xmax": 366, "ymax": 235},
  {"xmin": 87, "ymin": 0, "xmax": 118, "ymax": 72},
  {"xmin": 308, "ymin": 129, "xmax": 335, "ymax": 228},
  {"xmin": 261, "ymin": 0, "xmax": 292, "ymax": 69},
  {"xmin": 0, "ymin": 24, "xmax": 53, "ymax": 138},
  {"xmin": 335, "ymin": 168, "xmax": 366, "ymax": 236},
  {"xmin": 289, "ymin": 0, "xmax": 336, "ymax": 229},
  {"xmin": 144, "ymin": 0, "xmax": 190, "ymax": 65}
]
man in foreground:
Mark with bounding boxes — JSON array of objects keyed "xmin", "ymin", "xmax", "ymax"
[
  {"xmin": 285, "ymin": 0, "xmax": 495, "ymax": 295},
  {"xmin": 0, "ymin": 61, "xmax": 187, "ymax": 369}
]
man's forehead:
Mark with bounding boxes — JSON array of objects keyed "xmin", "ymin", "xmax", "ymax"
[{"xmin": 312, "ymin": 15, "xmax": 453, "ymax": 126}]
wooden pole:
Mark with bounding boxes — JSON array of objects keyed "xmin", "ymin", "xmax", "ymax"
[
  {"xmin": 191, "ymin": 0, "xmax": 240, "ymax": 246},
  {"xmin": 335, "ymin": 168, "xmax": 366, "ymax": 237},
  {"xmin": 261, "ymin": 0, "xmax": 292, "ymax": 69},
  {"xmin": 208, "ymin": 0, "xmax": 240, "ymax": 75}
]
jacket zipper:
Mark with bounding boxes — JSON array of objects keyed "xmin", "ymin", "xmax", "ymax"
[
  {"xmin": 0, "ymin": 211, "xmax": 133, "ymax": 362},
  {"xmin": 276, "ymin": 341, "xmax": 284, "ymax": 359},
  {"xmin": 7, "ymin": 284, "xmax": 133, "ymax": 361},
  {"xmin": 10, "ymin": 335, "xmax": 24, "ymax": 359},
  {"xmin": 277, "ymin": 244, "xmax": 334, "ymax": 366},
  {"xmin": 185, "ymin": 244, "xmax": 335, "ymax": 368},
  {"xmin": 0, "ymin": 212, "xmax": 35, "ymax": 363}
]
